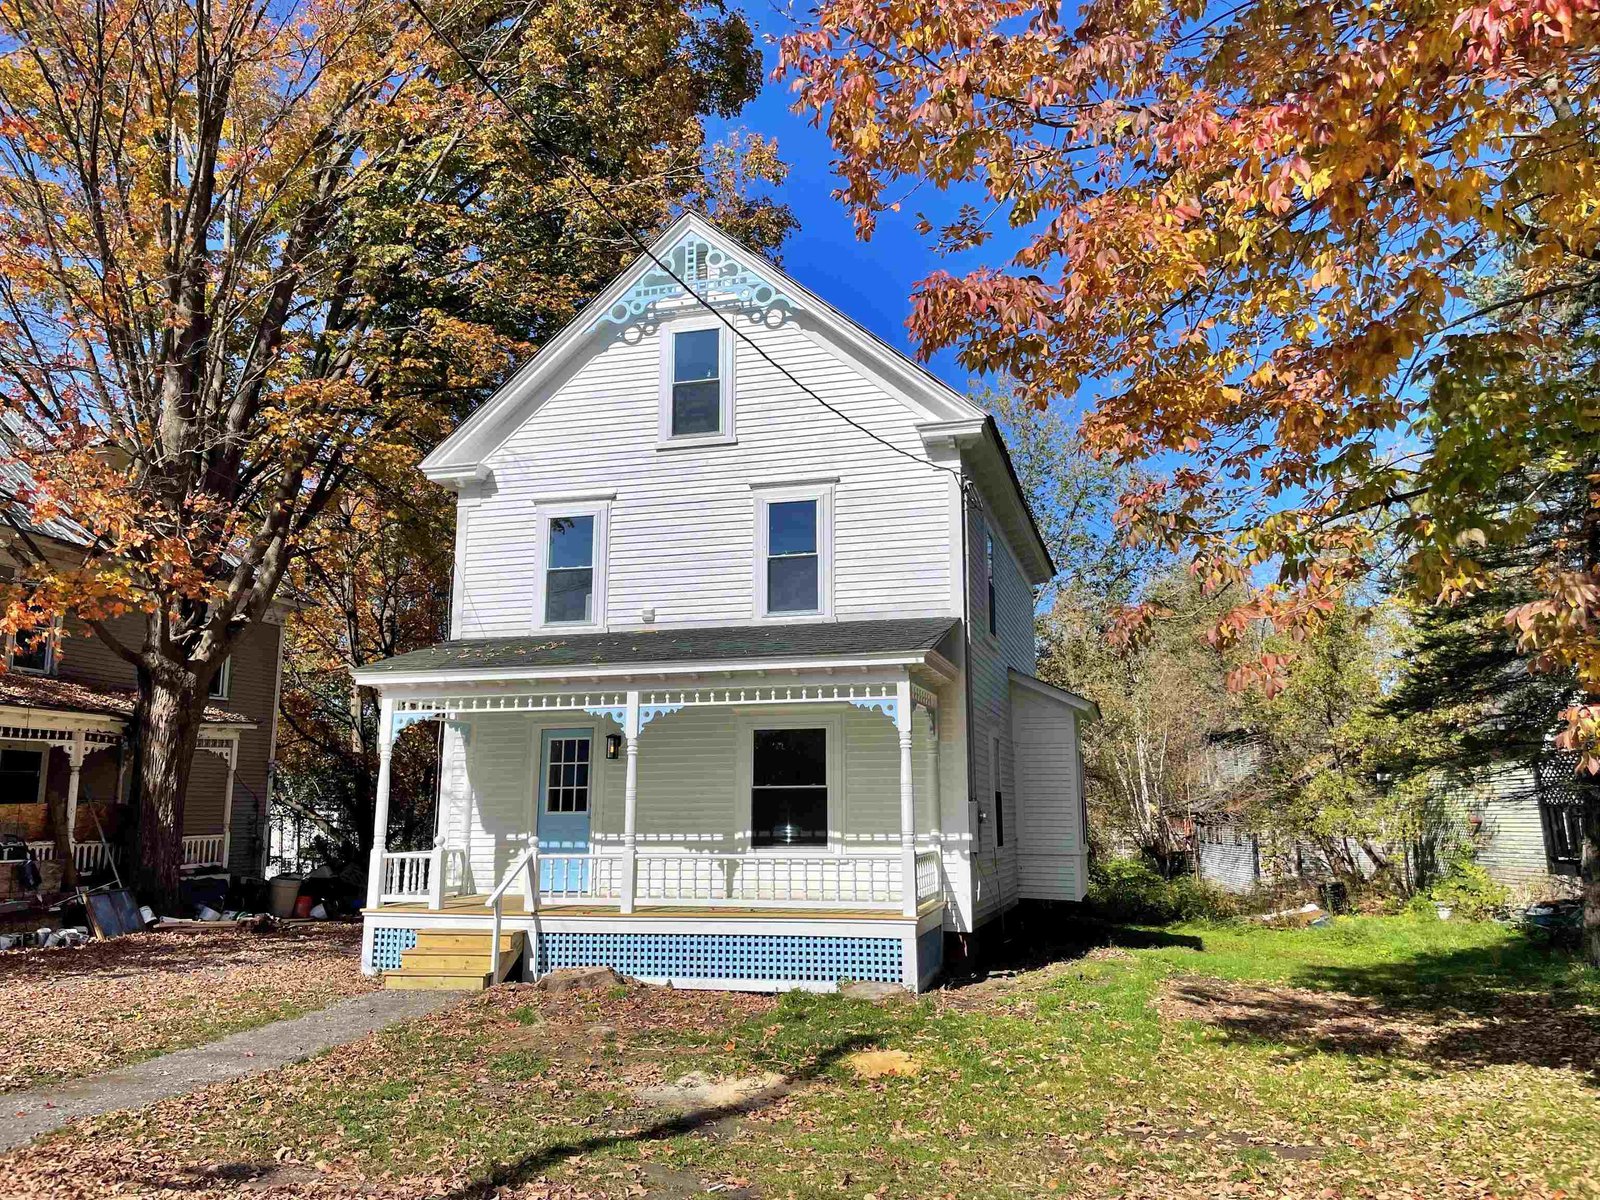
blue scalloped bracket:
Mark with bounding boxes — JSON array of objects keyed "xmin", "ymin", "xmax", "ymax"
[
  {"xmin": 389, "ymin": 710, "xmax": 440, "ymax": 745},
  {"xmin": 589, "ymin": 233, "xmax": 799, "ymax": 333},
  {"xmin": 582, "ymin": 706, "xmax": 628, "ymax": 727},
  {"xmin": 847, "ymin": 696, "xmax": 899, "ymax": 723},
  {"xmin": 639, "ymin": 704, "xmax": 685, "ymax": 730}
]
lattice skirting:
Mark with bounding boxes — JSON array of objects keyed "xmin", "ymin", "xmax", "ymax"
[
  {"xmin": 535, "ymin": 932, "xmax": 903, "ymax": 986},
  {"xmin": 369, "ymin": 926, "xmax": 418, "ymax": 972}
]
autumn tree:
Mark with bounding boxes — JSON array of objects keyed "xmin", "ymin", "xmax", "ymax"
[
  {"xmin": 0, "ymin": 0, "xmax": 788, "ymax": 905},
  {"xmin": 784, "ymin": 0, "xmax": 1600, "ymax": 956}
]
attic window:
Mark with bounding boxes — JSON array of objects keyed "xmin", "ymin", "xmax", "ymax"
[{"xmin": 659, "ymin": 320, "xmax": 734, "ymax": 447}]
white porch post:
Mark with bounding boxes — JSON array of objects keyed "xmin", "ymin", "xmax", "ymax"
[
  {"xmin": 65, "ymin": 729, "xmax": 86, "ymax": 866},
  {"xmin": 621, "ymin": 690, "xmax": 640, "ymax": 914},
  {"xmin": 220, "ymin": 739, "xmax": 238, "ymax": 870},
  {"xmin": 897, "ymin": 677, "xmax": 917, "ymax": 917},
  {"xmin": 365, "ymin": 697, "xmax": 395, "ymax": 911}
]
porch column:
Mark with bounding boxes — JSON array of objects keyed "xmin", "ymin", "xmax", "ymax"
[
  {"xmin": 220, "ymin": 739, "xmax": 238, "ymax": 870},
  {"xmin": 65, "ymin": 728, "xmax": 86, "ymax": 862},
  {"xmin": 621, "ymin": 690, "xmax": 640, "ymax": 914},
  {"xmin": 365, "ymin": 697, "xmax": 395, "ymax": 911},
  {"xmin": 897, "ymin": 678, "xmax": 917, "ymax": 917}
]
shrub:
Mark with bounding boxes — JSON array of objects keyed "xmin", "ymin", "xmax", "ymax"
[
  {"xmin": 1088, "ymin": 856, "xmax": 1235, "ymax": 923},
  {"xmin": 1428, "ymin": 860, "xmax": 1510, "ymax": 920}
]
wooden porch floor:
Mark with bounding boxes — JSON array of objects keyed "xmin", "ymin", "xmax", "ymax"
[{"xmin": 370, "ymin": 893, "xmax": 941, "ymax": 921}]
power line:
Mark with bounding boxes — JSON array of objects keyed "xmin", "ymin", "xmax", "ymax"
[{"xmin": 400, "ymin": 0, "xmax": 968, "ymax": 488}]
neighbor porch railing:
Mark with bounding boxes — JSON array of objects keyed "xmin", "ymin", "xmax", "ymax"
[
  {"xmin": 380, "ymin": 845, "xmax": 946, "ymax": 914},
  {"xmin": 26, "ymin": 835, "xmax": 229, "ymax": 874}
]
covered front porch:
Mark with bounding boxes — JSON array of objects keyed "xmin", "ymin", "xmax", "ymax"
[{"xmin": 356, "ymin": 625, "xmax": 960, "ymax": 991}]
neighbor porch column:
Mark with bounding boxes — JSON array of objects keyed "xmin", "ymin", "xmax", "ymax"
[
  {"xmin": 621, "ymin": 690, "xmax": 640, "ymax": 914},
  {"xmin": 897, "ymin": 678, "xmax": 917, "ymax": 917},
  {"xmin": 220, "ymin": 739, "xmax": 238, "ymax": 870},
  {"xmin": 365, "ymin": 696, "xmax": 395, "ymax": 911},
  {"xmin": 65, "ymin": 728, "xmax": 86, "ymax": 870}
]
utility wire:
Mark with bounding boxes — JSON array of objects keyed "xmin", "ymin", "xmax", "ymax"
[{"xmin": 401, "ymin": 0, "xmax": 970, "ymax": 489}]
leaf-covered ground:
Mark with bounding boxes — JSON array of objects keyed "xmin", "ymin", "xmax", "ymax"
[
  {"xmin": 0, "ymin": 924, "xmax": 374, "ymax": 1093},
  {"xmin": 4, "ymin": 915, "xmax": 1597, "ymax": 1198}
]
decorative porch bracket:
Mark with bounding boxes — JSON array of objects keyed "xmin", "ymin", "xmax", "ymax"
[
  {"xmin": 847, "ymin": 695, "xmax": 899, "ymax": 723},
  {"xmin": 637, "ymin": 703, "xmax": 684, "ymax": 729}
]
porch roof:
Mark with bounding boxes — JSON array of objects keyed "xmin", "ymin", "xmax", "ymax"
[
  {"xmin": 357, "ymin": 617, "xmax": 958, "ymax": 679},
  {"xmin": 0, "ymin": 672, "xmax": 254, "ymax": 727}
]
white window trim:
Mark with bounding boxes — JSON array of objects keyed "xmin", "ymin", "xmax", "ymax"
[
  {"xmin": 6, "ymin": 615, "xmax": 56, "ymax": 676},
  {"xmin": 531, "ymin": 499, "xmax": 611, "ymax": 633},
  {"xmin": 657, "ymin": 314, "xmax": 737, "ymax": 449},
  {"xmin": 751, "ymin": 482, "xmax": 834, "ymax": 622},
  {"xmin": 0, "ymin": 740, "xmax": 48, "ymax": 804},
  {"xmin": 208, "ymin": 657, "xmax": 231, "ymax": 701},
  {"xmin": 734, "ymin": 712, "xmax": 844, "ymax": 855}
]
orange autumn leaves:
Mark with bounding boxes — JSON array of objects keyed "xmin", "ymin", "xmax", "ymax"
[{"xmin": 782, "ymin": 0, "xmax": 1600, "ymax": 762}]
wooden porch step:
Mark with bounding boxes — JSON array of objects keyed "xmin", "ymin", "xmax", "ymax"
[{"xmin": 384, "ymin": 930, "xmax": 526, "ymax": 991}]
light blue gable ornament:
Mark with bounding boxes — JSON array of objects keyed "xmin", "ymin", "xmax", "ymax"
[{"xmin": 590, "ymin": 233, "xmax": 799, "ymax": 334}]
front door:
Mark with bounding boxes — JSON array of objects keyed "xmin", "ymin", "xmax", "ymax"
[{"xmin": 536, "ymin": 728, "xmax": 592, "ymax": 893}]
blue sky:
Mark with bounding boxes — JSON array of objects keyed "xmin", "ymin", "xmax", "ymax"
[{"xmin": 705, "ymin": 2, "xmax": 1031, "ymax": 402}]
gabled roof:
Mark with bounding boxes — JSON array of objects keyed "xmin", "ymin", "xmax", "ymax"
[
  {"xmin": 1009, "ymin": 669, "xmax": 1099, "ymax": 720},
  {"xmin": 417, "ymin": 214, "xmax": 1055, "ymax": 582},
  {"xmin": 353, "ymin": 616, "xmax": 958, "ymax": 682}
]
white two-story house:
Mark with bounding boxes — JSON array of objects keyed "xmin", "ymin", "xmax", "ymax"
[{"xmin": 352, "ymin": 215, "xmax": 1095, "ymax": 993}]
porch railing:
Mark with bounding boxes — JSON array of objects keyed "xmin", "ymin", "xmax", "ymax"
[
  {"xmin": 379, "ymin": 842, "xmax": 469, "ymax": 905},
  {"xmin": 378, "ymin": 846, "xmax": 945, "ymax": 913},
  {"xmin": 183, "ymin": 834, "xmax": 225, "ymax": 866}
]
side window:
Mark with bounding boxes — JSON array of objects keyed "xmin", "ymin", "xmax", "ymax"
[
  {"xmin": 991, "ymin": 733, "xmax": 1005, "ymax": 848},
  {"xmin": 0, "ymin": 747, "xmax": 44, "ymax": 801},
  {"xmin": 985, "ymin": 529, "xmax": 997, "ymax": 636},
  {"xmin": 8, "ymin": 625, "xmax": 50, "ymax": 674},
  {"xmin": 208, "ymin": 657, "xmax": 231, "ymax": 700}
]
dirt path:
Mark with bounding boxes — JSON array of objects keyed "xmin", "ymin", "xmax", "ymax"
[{"xmin": 0, "ymin": 989, "xmax": 458, "ymax": 1152}]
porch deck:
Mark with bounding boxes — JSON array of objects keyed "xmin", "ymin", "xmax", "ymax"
[{"xmin": 368, "ymin": 893, "xmax": 944, "ymax": 921}]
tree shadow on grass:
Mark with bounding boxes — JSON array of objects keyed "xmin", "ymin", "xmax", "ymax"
[
  {"xmin": 1165, "ymin": 939, "xmax": 1600, "ymax": 1085},
  {"xmin": 945, "ymin": 908, "xmax": 1205, "ymax": 988},
  {"xmin": 435, "ymin": 1031, "xmax": 881, "ymax": 1200}
]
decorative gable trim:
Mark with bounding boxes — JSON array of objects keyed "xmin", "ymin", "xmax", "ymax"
[{"xmin": 417, "ymin": 213, "xmax": 984, "ymax": 481}]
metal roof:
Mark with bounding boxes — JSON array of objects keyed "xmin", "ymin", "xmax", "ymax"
[{"xmin": 359, "ymin": 617, "xmax": 959, "ymax": 676}]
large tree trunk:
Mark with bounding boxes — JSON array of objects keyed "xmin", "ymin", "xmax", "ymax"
[
  {"xmin": 131, "ymin": 664, "xmax": 207, "ymax": 911},
  {"xmin": 46, "ymin": 771, "xmax": 77, "ymax": 890}
]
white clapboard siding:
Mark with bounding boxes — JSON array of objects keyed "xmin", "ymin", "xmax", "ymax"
[
  {"xmin": 1445, "ymin": 765, "xmax": 1557, "ymax": 887},
  {"xmin": 457, "ymin": 317, "xmax": 951, "ymax": 636},
  {"xmin": 1011, "ymin": 686, "xmax": 1088, "ymax": 901},
  {"xmin": 965, "ymin": 493, "xmax": 1038, "ymax": 921}
]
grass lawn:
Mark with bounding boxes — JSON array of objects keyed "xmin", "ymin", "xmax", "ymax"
[
  {"xmin": 0, "ymin": 924, "xmax": 374, "ymax": 1093},
  {"xmin": 4, "ymin": 914, "xmax": 1596, "ymax": 1198}
]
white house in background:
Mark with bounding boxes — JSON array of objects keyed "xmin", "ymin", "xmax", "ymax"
[{"xmin": 351, "ymin": 215, "xmax": 1096, "ymax": 993}]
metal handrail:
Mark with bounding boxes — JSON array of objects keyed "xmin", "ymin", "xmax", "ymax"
[{"xmin": 484, "ymin": 845, "xmax": 539, "ymax": 980}]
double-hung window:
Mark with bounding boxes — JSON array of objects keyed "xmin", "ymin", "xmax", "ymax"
[
  {"xmin": 544, "ymin": 514, "xmax": 596, "ymax": 625},
  {"xmin": 208, "ymin": 657, "xmax": 231, "ymax": 700},
  {"xmin": 659, "ymin": 320, "xmax": 733, "ymax": 445},
  {"xmin": 0, "ymin": 746, "xmax": 44, "ymax": 802},
  {"xmin": 753, "ymin": 482, "xmax": 833, "ymax": 619},
  {"xmin": 8, "ymin": 626, "xmax": 50, "ymax": 674},
  {"xmin": 750, "ymin": 727, "xmax": 828, "ymax": 848}
]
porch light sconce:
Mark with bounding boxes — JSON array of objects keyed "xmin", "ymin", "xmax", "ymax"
[{"xmin": 605, "ymin": 734, "xmax": 623, "ymax": 760}]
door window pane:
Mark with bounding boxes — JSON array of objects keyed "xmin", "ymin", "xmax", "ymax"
[
  {"xmin": 766, "ymin": 500, "xmax": 818, "ymax": 613},
  {"xmin": 752, "ymin": 728, "xmax": 826, "ymax": 847},
  {"xmin": 671, "ymin": 328, "xmax": 721, "ymax": 436},
  {"xmin": 545, "ymin": 736, "xmax": 591, "ymax": 813},
  {"xmin": 545, "ymin": 515, "xmax": 595, "ymax": 623}
]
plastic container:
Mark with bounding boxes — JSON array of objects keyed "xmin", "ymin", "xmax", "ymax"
[{"xmin": 268, "ymin": 875, "xmax": 304, "ymax": 918}]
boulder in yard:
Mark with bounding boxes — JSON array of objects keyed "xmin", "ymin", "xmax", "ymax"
[
  {"xmin": 533, "ymin": 965, "xmax": 630, "ymax": 993},
  {"xmin": 839, "ymin": 980, "xmax": 912, "ymax": 1005}
]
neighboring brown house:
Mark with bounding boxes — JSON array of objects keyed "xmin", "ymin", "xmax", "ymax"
[{"xmin": 0, "ymin": 464, "xmax": 285, "ymax": 890}]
